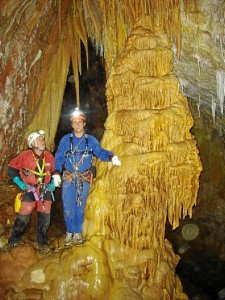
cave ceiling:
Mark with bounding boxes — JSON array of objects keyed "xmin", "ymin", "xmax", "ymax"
[{"xmin": 0, "ymin": 0, "xmax": 225, "ymax": 178}]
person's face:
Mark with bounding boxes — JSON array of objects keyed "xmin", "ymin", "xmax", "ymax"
[
  {"xmin": 33, "ymin": 136, "xmax": 45, "ymax": 151},
  {"xmin": 71, "ymin": 119, "xmax": 86, "ymax": 134}
]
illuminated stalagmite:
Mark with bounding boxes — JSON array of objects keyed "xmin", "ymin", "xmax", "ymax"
[
  {"xmin": 84, "ymin": 17, "xmax": 202, "ymax": 299},
  {"xmin": 0, "ymin": 1, "xmax": 203, "ymax": 299}
]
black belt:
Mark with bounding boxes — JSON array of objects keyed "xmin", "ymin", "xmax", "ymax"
[{"xmin": 65, "ymin": 150, "xmax": 93, "ymax": 155}]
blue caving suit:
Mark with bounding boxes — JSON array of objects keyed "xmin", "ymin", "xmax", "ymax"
[{"xmin": 54, "ymin": 132, "xmax": 114, "ymax": 234}]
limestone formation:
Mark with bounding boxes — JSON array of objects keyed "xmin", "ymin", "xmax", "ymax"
[{"xmin": 2, "ymin": 0, "xmax": 222, "ymax": 299}]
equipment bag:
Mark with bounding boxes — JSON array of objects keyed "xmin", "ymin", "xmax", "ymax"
[{"xmin": 14, "ymin": 193, "xmax": 22, "ymax": 212}]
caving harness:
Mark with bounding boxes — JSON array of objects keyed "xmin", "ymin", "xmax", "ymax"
[
  {"xmin": 63, "ymin": 133, "xmax": 96, "ymax": 206},
  {"xmin": 20, "ymin": 151, "xmax": 55, "ymax": 211}
]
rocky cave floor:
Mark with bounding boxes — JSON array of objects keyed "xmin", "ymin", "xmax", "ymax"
[
  {"xmin": 0, "ymin": 181, "xmax": 225, "ymax": 300},
  {"xmin": 0, "ymin": 181, "xmax": 67, "ymax": 298}
]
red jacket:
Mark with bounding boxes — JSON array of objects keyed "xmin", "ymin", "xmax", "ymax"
[{"xmin": 8, "ymin": 150, "xmax": 55, "ymax": 185}]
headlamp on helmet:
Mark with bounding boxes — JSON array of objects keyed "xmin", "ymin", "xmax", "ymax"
[
  {"xmin": 27, "ymin": 130, "xmax": 45, "ymax": 148},
  {"xmin": 70, "ymin": 107, "xmax": 86, "ymax": 122}
]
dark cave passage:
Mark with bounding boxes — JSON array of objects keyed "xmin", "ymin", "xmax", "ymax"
[
  {"xmin": 54, "ymin": 39, "xmax": 107, "ymax": 150},
  {"xmin": 166, "ymin": 218, "xmax": 225, "ymax": 300}
]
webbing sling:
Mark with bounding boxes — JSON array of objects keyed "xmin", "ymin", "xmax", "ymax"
[
  {"xmin": 64, "ymin": 133, "xmax": 94, "ymax": 206},
  {"xmin": 67, "ymin": 133, "xmax": 93, "ymax": 155},
  {"xmin": 26, "ymin": 155, "xmax": 50, "ymax": 184}
]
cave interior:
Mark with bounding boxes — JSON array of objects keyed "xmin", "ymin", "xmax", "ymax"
[{"xmin": 1, "ymin": 1, "xmax": 225, "ymax": 300}]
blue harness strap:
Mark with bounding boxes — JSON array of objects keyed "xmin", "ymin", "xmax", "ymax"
[{"xmin": 66, "ymin": 133, "xmax": 93, "ymax": 155}]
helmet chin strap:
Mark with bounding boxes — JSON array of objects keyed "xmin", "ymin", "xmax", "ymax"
[{"xmin": 32, "ymin": 146, "xmax": 45, "ymax": 151}]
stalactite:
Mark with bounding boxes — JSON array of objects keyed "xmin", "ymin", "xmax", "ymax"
[
  {"xmin": 58, "ymin": 0, "xmax": 61, "ymax": 35},
  {"xmin": 29, "ymin": 49, "xmax": 42, "ymax": 73},
  {"xmin": 67, "ymin": 15, "xmax": 81, "ymax": 106},
  {"xmin": 216, "ymin": 69, "xmax": 225, "ymax": 114},
  {"xmin": 197, "ymin": 94, "xmax": 201, "ymax": 117},
  {"xmin": 84, "ymin": 0, "xmax": 102, "ymax": 44},
  {"xmin": 79, "ymin": 0, "xmax": 198, "ymax": 75},
  {"xmin": 77, "ymin": 2, "xmax": 89, "ymax": 68},
  {"xmin": 212, "ymin": 98, "xmax": 217, "ymax": 124}
]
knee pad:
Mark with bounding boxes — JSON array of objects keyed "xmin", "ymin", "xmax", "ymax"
[
  {"xmin": 38, "ymin": 212, "xmax": 50, "ymax": 231},
  {"xmin": 14, "ymin": 214, "xmax": 31, "ymax": 234}
]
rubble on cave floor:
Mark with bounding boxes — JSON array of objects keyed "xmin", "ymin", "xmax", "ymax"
[{"xmin": 0, "ymin": 181, "xmax": 69, "ymax": 298}]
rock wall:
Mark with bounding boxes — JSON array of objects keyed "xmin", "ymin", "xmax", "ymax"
[
  {"xmin": 0, "ymin": 1, "xmax": 206, "ymax": 299},
  {"xmin": 0, "ymin": 0, "xmax": 72, "ymax": 179}
]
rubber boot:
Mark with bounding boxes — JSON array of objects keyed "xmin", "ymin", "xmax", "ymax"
[
  {"xmin": 37, "ymin": 212, "xmax": 50, "ymax": 246},
  {"xmin": 9, "ymin": 214, "xmax": 31, "ymax": 245},
  {"xmin": 2, "ymin": 214, "xmax": 31, "ymax": 252}
]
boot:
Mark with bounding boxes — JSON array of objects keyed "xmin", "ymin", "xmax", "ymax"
[
  {"xmin": 72, "ymin": 233, "xmax": 85, "ymax": 245},
  {"xmin": 8, "ymin": 214, "xmax": 31, "ymax": 245},
  {"xmin": 36, "ymin": 244, "xmax": 52, "ymax": 254},
  {"xmin": 37, "ymin": 212, "xmax": 50, "ymax": 246},
  {"xmin": 2, "ymin": 240, "xmax": 24, "ymax": 253},
  {"xmin": 64, "ymin": 232, "xmax": 73, "ymax": 246}
]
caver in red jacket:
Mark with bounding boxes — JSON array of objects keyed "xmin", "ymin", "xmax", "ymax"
[
  {"xmin": 8, "ymin": 149, "xmax": 54, "ymax": 185},
  {"xmin": 7, "ymin": 149, "xmax": 55, "ymax": 248}
]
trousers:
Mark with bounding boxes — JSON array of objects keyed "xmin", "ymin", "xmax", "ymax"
[
  {"xmin": 62, "ymin": 180, "xmax": 90, "ymax": 233},
  {"xmin": 9, "ymin": 200, "xmax": 52, "ymax": 245}
]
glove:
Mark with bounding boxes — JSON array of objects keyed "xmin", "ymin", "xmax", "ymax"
[
  {"xmin": 47, "ymin": 178, "xmax": 56, "ymax": 192},
  {"xmin": 52, "ymin": 174, "xmax": 62, "ymax": 187},
  {"xmin": 112, "ymin": 156, "xmax": 121, "ymax": 166},
  {"xmin": 13, "ymin": 176, "xmax": 28, "ymax": 191}
]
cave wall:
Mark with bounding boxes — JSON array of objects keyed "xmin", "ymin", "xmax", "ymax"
[
  {"xmin": 0, "ymin": 0, "xmax": 200, "ymax": 180},
  {"xmin": 0, "ymin": 15, "xmax": 203, "ymax": 299},
  {"xmin": 0, "ymin": 0, "xmax": 72, "ymax": 179},
  {"xmin": 1, "ymin": 0, "xmax": 221, "ymax": 299}
]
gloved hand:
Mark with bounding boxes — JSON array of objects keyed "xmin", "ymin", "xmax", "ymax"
[
  {"xmin": 47, "ymin": 178, "xmax": 56, "ymax": 192},
  {"xmin": 112, "ymin": 156, "xmax": 121, "ymax": 166},
  {"xmin": 13, "ymin": 176, "xmax": 28, "ymax": 191},
  {"xmin": 52, "ymin": 174, "xmax": 62, "ymax": 187}
]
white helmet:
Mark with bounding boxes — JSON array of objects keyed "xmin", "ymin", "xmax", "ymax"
[{"xmin": 27, "ymin": 130, "xmax": 45, "ymax": 148}]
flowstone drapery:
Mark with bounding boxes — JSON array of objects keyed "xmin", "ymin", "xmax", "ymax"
[
  {"xmin": 0, "ymin": 1, "xmax": 222, "ymax": 299},
  {"xmin": 84, "ymin": 18, "xmax": 202, "ymax": 299}
]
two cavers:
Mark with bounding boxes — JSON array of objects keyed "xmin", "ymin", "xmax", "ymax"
[{"xmin": 3, "ymin": 108, "xmax": 121, "ymax": 254}]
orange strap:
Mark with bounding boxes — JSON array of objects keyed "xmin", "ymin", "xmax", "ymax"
[{"xmin": 63, "ymin": 169, "xmax": 93, "ymax": 185}]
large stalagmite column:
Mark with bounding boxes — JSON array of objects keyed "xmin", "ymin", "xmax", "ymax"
[{"xmin": 84, "ymin": 17, "xmax": 202, "ymax": 299}]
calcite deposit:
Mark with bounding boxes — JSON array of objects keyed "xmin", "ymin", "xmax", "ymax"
[{"xmin": 0, "ymin": 0, "xmax": 212, "ymax": 299}]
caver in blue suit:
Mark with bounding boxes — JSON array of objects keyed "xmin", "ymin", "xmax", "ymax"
[
  {"xmin": 54, "ymin": 132, "xmax": 114, "ymax": 234},
  {"xmin": 54, "ymin": 107, "xmax": 121, "ymax": 246}
]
